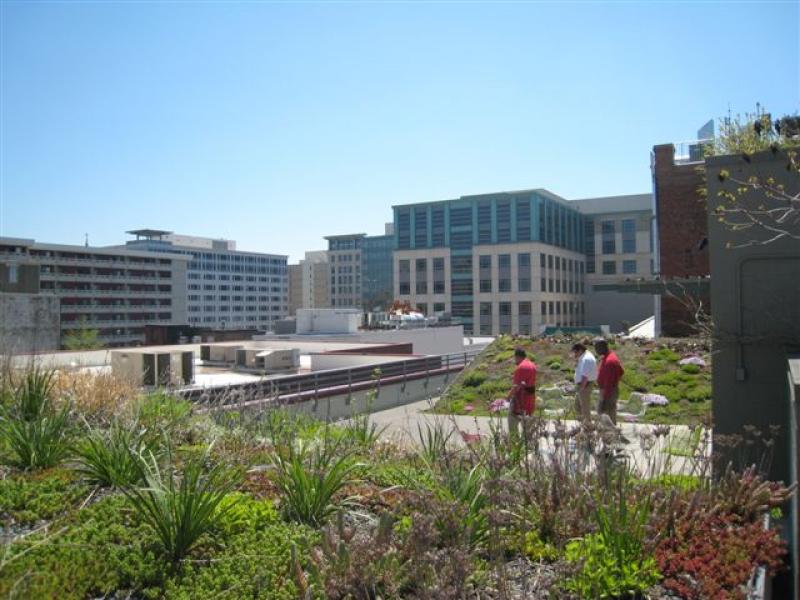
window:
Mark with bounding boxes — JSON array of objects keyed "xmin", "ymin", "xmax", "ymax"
[
  {"xmin": 602, "ymin": 261, "xmax": 617, "ymax": 275},
  {"xmin": 451, "ymin": 280, "xmax": 473, "ymax": 295},
  {"xmin": 498, "ymin": 301, "xmax": 512, "ymax": 333},
  {"xmin": 431, "ymin": 208, "xmax": 445, "ymax": 247},
  {"xmin": 623, "ymin": 260, "xmax": 637, "ymax": 274},
  {"xmin": 479, "ymin": 302, "xmax": 493, "ymax": 335},
  {"xmin": 496, "ymin": 202, "xmax": 511, "ymax": 243},
  {"xmin": 433, "ymin": 302, "xmax": 445, "ymax": 313},
  {"xmin": 601, "ymin": 221, "xmax": 616, "ymax": 254},
  {"xmin": 516, "ymin": 199, "xmax": 531, "ymax": 241},
  {"xmin": 417, "ymin": 303, "xmax": 427, "ymax": 315},
  {"xmin": 415, "ymin": 258, "xmax": 428, "ymax": 294},
  {"xmin": 8, "ymin": 265, "xmax": 18, "ymax": 284},
  {"xmin": 399, "ymin": 260, "xmax": 410, "ymax": 295},
  {"xmin": 477, "ymin": 203, "xmax": 492, "ymax": 244},
  {"xmin": 414, "ymin": 210, "xmax": 428, "ymax": 248},
  {"xmin": 622, "ymin": 219, "xmax": 636, "ymax": 253}
]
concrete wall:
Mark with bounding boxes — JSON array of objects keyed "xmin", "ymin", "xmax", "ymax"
[
  {"xmin": 707, "ymin": 149, "xmax": 800, "ymax": 490},
  {"xmin": 296, "ymin": 308, "xmax": 361, "ymax": 334},
  {"xmin": 276, "ymin": 372, "xmax": 452, "ymax": 421},
  {"xmin": 309, "ymin": 353, "xmax": 412, "ymax": 371},
  {"xmin": 0, "ymin": 294, "xmax": 60, "ymax": 354},
  {"xmin": 0, "ymin": 263, "xmax": 40, "ymax": 293},
  {"xmin": 583, "ymin": 288, "xmax": 656, "ymax": 334}
]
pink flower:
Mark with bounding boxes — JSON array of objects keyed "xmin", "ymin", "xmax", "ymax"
[
  {"xmin": 489, "ymin": 398, "xmax": 510, "ymax": 413},
  {"xmin": 464, "ymin": 404, "xmax": 474, "ymax": 413}
]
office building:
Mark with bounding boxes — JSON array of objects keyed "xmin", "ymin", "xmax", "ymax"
[
  {"xmin": 392, "ymin": 189, "xmax": 655, "ymax": 335},
  {"xmin": 573, "ymin": 193, "xmax": 656, "ymax": 332},
  {"xmin": 288, "ymin": 250, "xmax": 330, "ymax": 315},
  {"xmin": 362, "ymin": 224, "xmax": 394, "ymax": 311},
  {"xmin": 121, "ymin": 230, "xmax": 288, "ymax": 330},
  {"xmin": 326, "ymin": 227, "xmax": 395, "ymax": 311},
  {"xmin": 0, "ymin": 236, "xmax": 188, "ymax": 348}
]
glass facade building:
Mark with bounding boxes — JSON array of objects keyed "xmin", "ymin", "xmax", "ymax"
[{"xmin": 393, "ymin": 191, "xmax": 587, "ymax": 333}]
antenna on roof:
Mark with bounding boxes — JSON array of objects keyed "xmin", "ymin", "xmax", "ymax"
[{"xmin": 84, "ymin": 233, "xmax": 89, "ymax": 247}]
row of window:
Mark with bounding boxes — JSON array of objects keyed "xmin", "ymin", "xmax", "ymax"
[
  {"xmin": 188, "ymin": 315, "xmax": 282, "ymax": 324},
  {"xmin": 397, "ymin": 197, "xmax": 585, "ymax": 253},
  {"xmin": 188, "ymin": 273, "xmax": 283, "ymax": 282},
  {"xmin": 188, "ymin": 305, "xmax": 285, "ymax": 313}
]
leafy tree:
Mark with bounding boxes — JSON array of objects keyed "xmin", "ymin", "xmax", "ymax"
[
  {"xmin": 63, "ymin": 318, "xmax": 103, "ymax": 350},
  {"xmin": 703, "ymin": 107, "xmax": 800, "ymax": 247}
]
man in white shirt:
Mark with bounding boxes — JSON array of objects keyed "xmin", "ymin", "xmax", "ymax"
[{"xmin": 572, "ymin": 341, "xmax": 597, "ymax": 422}]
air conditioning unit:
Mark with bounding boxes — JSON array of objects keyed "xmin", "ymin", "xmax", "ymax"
[{"xmin": 111, "ymin": 349, "xmax": 194, "ymax": 387}]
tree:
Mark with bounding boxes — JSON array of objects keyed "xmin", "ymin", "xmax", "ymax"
[
  {"xmin": 63, "ymin": 318, "xmax": 103, "ymax": 350},
  {"xmin": 703, "ymin": 108, "xmax": 800, "ymax": 248}
]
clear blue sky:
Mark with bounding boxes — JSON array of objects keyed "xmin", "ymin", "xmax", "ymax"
[{"xmin": 1, "ymin": 1, "xmax": 798, "ymax": 262}]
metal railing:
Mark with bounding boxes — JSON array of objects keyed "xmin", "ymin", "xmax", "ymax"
[{"xmin": 178, "ymin": 347, "xmax": 483, "ymax": 407}]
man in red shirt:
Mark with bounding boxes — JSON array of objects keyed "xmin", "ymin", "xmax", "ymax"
[
  {"xmin": 506, "ymin": 347, "xmax": 537, "ymax": 439},
  {"xmin": 594, "ymin": 338, "xmax": 624, "ymax": 424}
]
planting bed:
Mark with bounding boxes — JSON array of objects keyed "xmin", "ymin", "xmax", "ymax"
[
  {"xmin": 434, "ymin": 335, "xmax": 712, "ymax": 425},
  {"xmin": 0, "ymin": 366, "xmax": 789, "ymax": 599}
]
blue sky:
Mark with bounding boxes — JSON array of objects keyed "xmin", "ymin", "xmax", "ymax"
[{"xmin": 1, "ymin": 1, "xmax": 798, "ymax": 262}]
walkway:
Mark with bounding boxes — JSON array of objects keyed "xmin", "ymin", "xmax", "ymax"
[{"xmin": 366, "ymin": 398, "xmax": 711, "ymax": 478}]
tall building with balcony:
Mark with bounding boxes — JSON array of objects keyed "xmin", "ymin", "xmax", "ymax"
[
  {"xmin": 392, "ymin": 190, "xmax": 588, "ymax": 335},
  {"xmin": 121, "ymin": 230, "xmax": 288, "ymax": 330},
  {"xmin": 0, "ymin": 236, "xmax": 188, "ymax": 348}
]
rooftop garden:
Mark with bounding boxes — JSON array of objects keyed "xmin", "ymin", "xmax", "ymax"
[
  {"xmin": 0, "ymin": 365, "xmax": 790, "ymax": 599},
  {"xmin": 434, "ymin": 335, "xmax": 712, "ymax": 426}
]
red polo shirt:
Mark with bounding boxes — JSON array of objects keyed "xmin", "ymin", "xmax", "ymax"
[
  {"xmin": 512, "ymin": 358, "xmax": 537, "ymax": 415},
  {"xmin": 597, "ymin": 350, "xmax": 624, "ymax": 393}
]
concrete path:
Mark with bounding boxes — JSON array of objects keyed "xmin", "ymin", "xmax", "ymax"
[{"xmin": 366, "ymin": 398, "xmax": 711, "ymax": 478}]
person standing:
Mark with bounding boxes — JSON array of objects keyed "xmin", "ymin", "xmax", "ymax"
[
  {"xmin": 572, "ymin": 341, "xmax": 597, "ymax": 422},
  {"xmin": 594, "ymin": 338, "xmax": 624, "ymax": 424},
  {"xmin": 506, "ymin": 347, "xmax": 537, "ymax": 439}
]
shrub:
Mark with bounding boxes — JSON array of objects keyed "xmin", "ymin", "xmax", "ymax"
[
  {"xmin": 565, "ymin": 476, "xmax": 660, "ymax": 598},
  {"xmin": 52, "ymin": 370, "xmax": 138, "ymax": 423},
  {"xmin": 565, "ymin": 532, "xmax": 660, "ymax": 598},
  {"xmin": 270, "ymin": 442, "xmax": 362, "ymax": 527},
  {"xmin": 416, "ymin": 420, "xmax": 453, "ymax": 466},
  {"xmin": 75, "ymin": 421, "xmax": 156, "ymax": 488},
  {"xmin": 680, "ymin": 363, "xmax": 702, "ymax": 374},
  {"xmin": 622, "ymin": 369, "xmax": 649, "ymax": 392},
  {"xmin": 685, "ymin": 384, "xmax": 711, "ymax": 402},
  {"xmin": 648, "ymin": 348, "xmax": 680, "ymax": 362},
  {"xmin": 214, "ymin": 492, "xmax": 280, "ymax": 534},
  {"xmin": 462, "ymin": 370, "xmax": 488, "ymax": 388},
  {"xmin": 134, "ymin": 392, "xmax": 192, "ymax": 438},
  {"xmin": 121, "ymin": 449, "xmax": 240, "ymax": 563}
]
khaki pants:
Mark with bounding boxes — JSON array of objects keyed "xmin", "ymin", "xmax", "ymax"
[
  {"xmin": 598, "ymin": 387, "xmax": 619, "ymax": 424},
  {"xmin": 575, "ymin": 382, "xmax": 593, "ymax": 422},
  {"xmin": 508, "ymin": 411, "xmax": 529, "ymax": 440}
]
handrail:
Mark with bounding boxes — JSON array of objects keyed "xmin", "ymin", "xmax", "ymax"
[{"xmin": 178, "ymin": 347, "xmax": 483, "ymax": 406}]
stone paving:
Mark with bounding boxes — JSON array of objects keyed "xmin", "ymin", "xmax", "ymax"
[{"xmin": 366, "ymin": 398, "xmax": 712, "ymax": 478}]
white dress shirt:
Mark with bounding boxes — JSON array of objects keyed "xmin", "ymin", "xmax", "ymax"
[{"xmin": 574, "ymin": 350, "xmax": 598, "ymax": 384}]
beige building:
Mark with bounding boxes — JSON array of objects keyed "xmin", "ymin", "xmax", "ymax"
[
  {"xmin": 288, "ymin": 251, "xmax": 330, "ymax": 315},
  {"xmin": 392, "ymin": 190, "xmax": 654, "ymax": 335}
]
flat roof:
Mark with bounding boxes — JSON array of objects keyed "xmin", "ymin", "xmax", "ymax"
[
  {"xmin": 569, "ymin": 193, "xmax": 652, "ymax": 215},
  {"xmin": 126, "ymin": 229, "xmax": 173, "ymax": 237},
  {"xmin": 592, "ymin": 277, "xmax": 709, "ymax": 295},
  {"xmin": 1, "ymin": 237, "xmax": 189, "ymax": 262},
  {"xmin": 392, "ymin": 188, "xmax": 569, "ymax": 210}
]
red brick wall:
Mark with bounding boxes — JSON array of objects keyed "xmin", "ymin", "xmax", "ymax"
[{"xmin": 652, "ymin": 144, "xmax": 711, "ymax": 336}]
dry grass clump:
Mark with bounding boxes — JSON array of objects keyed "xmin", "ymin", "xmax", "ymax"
[{"xmin": 51, "ymin": 370, "xmax": 139, "ymax": 423}]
